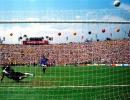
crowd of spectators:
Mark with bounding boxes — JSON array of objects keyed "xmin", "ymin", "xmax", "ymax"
[{"xmin": 0, "ymin": 39, "xmax": 130, "ymax": 65}]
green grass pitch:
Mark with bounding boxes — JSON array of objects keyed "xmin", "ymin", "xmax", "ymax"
[{"xmin": 0, "ymin": 65, "xmax": 130, "ymax": 100}]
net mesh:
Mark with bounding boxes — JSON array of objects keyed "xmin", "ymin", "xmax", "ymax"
[{"xmin": 0, "ymin": 10, "xmax": 130, "ymax": 100}]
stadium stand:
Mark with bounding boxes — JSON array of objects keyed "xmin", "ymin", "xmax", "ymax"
[{"xmin": 0, "ymin": 39, "xmax": 130, "ymax": 65}]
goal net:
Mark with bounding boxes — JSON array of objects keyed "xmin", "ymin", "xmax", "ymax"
[{"xmin": 0, "ymin": 10, "xmax": 130, "ymax": 100}]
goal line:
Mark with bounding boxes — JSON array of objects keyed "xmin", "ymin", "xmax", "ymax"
[{"xmin": 0, "ymin": 85, "xmax": 130, "ymax": 89}]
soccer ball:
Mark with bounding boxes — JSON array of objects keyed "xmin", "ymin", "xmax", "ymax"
[{"xmin": 114, "ymin": 0, "xmax": 121, "ymax": 7}]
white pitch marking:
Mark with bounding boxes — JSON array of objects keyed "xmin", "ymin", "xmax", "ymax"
[{"xmin": 0, "ymin": 85, "xmax": 130, "ymax": 89}]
